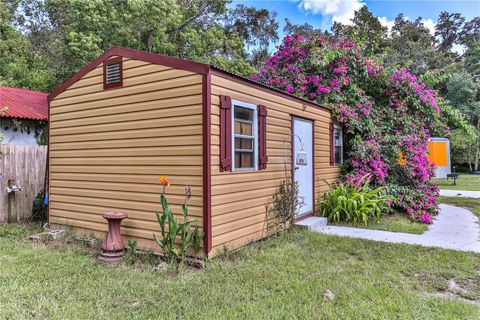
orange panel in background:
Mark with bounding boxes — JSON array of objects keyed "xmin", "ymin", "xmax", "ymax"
[{"xmin": 427, "ymin": 141, "xmax": 448, "ymax": 166}]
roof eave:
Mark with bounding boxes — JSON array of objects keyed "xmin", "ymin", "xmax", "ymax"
[{"xmin": 48, "ymin": 46, "xmax": 211, "ymax": 102}]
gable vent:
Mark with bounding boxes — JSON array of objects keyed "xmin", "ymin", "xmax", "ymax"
[
  {"xmin": 106, "ymin": 63, "xmax": 121, "ymax": 83},
  {"xmin": 103, "ymin": 57, "xmax": 123, "ymax": 89}
]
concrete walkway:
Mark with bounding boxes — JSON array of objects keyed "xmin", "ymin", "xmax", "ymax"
[
  {"xmin": 440, "ymin": 189, "xmax": 480, "ymax": 198},
  {"xmin": 314, "ymin": 204, "xmax": 480, "ymax": 253}
]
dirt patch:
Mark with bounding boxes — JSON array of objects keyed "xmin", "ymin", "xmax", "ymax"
[
  {"xmin": 423, "ymin": 277, "xmax": 480, "ymax": 305},
  {"xmin": 424, "ymin": 291, "xmax": 480, "ymax": 306}
]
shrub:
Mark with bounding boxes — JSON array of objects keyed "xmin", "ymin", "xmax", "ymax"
[
  {"xmin": 318, "ymin": 176, "xmax": 392, "ymax": 225},
  {"xmin": 253, "ymin": 34, "xmax": 454, "ymax": 221},
  {"xmin": 31, "ymin": 190, "xmax": 46, "ymax": 221},
  {"xmin": 265, "ymin": 178, "xmax": 304, "ymax": 236}
]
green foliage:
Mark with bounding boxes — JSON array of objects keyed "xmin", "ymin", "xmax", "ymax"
[
  {"xmin": 464, "ymin": 40, "xmax": 480, "ymax": 79},
  {"xmin": 127, "ymin": 239, "xmax": 138, "ymax": 254},
  {"xmin": 332, "ymin": 213, "xmax": 428, "ymax": 234},
  {"xmin": 3, "ymin": 0, "xmax": 279, "ymax": 90},
  {"xmin": 445, "ymin": 72, "xmax": 480, "ymax": 170},
  {"xmin": 31, "ymin": 190, "xmax": 45, "ymax": 221},
  {"xmin": 0, "ymin": 223, "xmax": 30, "ymax": 240},
  {"xmin": 449, "ymin": 128, "xmax": 479, "ymax": 171},
  {"xmin": 153, "ymin": 193, "xmax": 203, "ymax": 266},
  {"xmin": 123, "ymin": 239, "xmax": 138, "ymax": 265},
  {"xmin": 318, "ymin": 176, "xmax": 392, "ymax": 225},
  {"xmin": 331, "ymin": 6, "xmax": 388, "ymax": 56},
  {"xmin": 0, "ymin": 1, "xmax": 54, "ymax": 91},
  {"xmin": 265, "ymin": 178, "xmax": 304, "ymax": 236},
  {"xmin": 435, "ymin": 12, "xmax": 465, "ymax": 54}
]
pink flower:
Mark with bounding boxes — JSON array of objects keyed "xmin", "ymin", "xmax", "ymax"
[{"xmin": 421, "ymin": 213, "xmax": 432, "ymax": 224}]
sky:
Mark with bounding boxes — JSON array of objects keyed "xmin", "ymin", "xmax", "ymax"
[{"xmin": 231, "ymin": 0, "xmax": 480, "ymax": 53}]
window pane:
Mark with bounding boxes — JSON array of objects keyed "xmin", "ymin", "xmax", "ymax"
[
  {"xmin": 235, "ymin": 152, "xmax": 254, "ymax": 168},
  {"xmin": 334, "ymin": 128, "xmax": 341, "ymax": 146},
  {"xmin": 234, "ymin": 121, "xmax": 253, "ymax": 135},
  {"xmin": 235, "ymin": 137, "xmax": 253, "ymax": 150},
  {"xmin": 234, "ymin": 106, "xmax": 253, "ymax": 121},
  {"xmin": 335, "ymin": 146, "xmax": 342, "ymax": 165}
]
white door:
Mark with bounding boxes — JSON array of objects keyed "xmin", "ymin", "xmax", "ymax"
[{"xmin": 293, "ymin": 117, "xmax": 314, "ymax": 216}]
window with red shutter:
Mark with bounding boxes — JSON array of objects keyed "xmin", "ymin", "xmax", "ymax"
[{"xmin": 257, "ymin": 105, "xmax": 268, "ymax": 170}]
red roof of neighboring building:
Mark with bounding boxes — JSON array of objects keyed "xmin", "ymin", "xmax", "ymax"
[{"xmin": 0, "ymin": 85, "xmax": 48, "ymax": 121}]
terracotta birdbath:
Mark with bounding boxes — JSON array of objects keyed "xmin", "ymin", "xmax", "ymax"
[{"xmin": 98, "ymin": 211, "xmax": 128, "ymax": 265}]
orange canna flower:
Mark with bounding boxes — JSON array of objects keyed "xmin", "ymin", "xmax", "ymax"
[{"xmin": 159, "ymin": 176, "xmax": 170, "ymax": 187}]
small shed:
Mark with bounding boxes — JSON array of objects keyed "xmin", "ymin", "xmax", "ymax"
[
  {"xmin": 47, "ymin": 47, "xmax": 341, "ymax": 256},
  {"xmin": 427, "ymin": 137, "xmax": 451, "ymax": 178}
]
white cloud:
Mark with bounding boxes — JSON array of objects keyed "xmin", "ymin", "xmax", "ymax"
[
  {"xmin": 378, "ymin": 16, "xmax": 437, "ymax": 36},
  {"xmin": 297, "ymin": 0, "xmax": 365, "ymax": 25},
  {"xmin": 452, "ymin": 43, "xmax": 466, "ymax": 55},
  {"xmin": 296, "ymin": 1, "xmax": 439, "ymax": 39},
  {"xmin": 378, "ymin": 16, "xmax": 395, "ymax": 34},
  {"xmin": 421, "ymin": 18, "xmax": 436, "ymax": 36}
]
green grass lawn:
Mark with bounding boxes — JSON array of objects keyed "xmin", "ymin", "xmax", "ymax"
[
  {"xmin": 439, "ymin": 196, "xmax": 480, "ymax": 218},
  {"xmin": 0, "ymin": 225, "xmax": 479, "ymax": 319},
  {"xmin": 330, "ymin": 213, "xmax": 428, "ymax": 234},
  {"xmin": 434, "ymin": 173, "xmax": 480, "ymax": 191}
]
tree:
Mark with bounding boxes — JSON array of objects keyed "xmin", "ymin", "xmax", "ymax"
[
  {"xmin": 225, "ymin": 4, "xmax": 278, "ymax": 52},
  {"xmin": 446, "ymin": 73, "xmax": 480, "ymax": 170},
  {"xmin": 0, "ymin": 0, "xmax": 53, "ymax": 91},
  {"xmin": 435, "ymin": 12, "xmax": 465, "ymax": 53},
  {"xmin": 464, "ymin": 40, "xmax": 480, "ymax": 84},
  {"xmin": 13, "ymin": 0, "xmax": 279, "ymax": 90},
  {"xmin": 331, "ymin": 6, "xmax": 388, "ymax": 57},
  {"xmin": 283, "ymin": 18, "xmax": 323, "ymax": 38},
  {"xmin": 459, "ymin": 17, "xmax": 480, "ymax": 46},
  {"xmin": 384, "ymin": 15, "xmax": 452, "ymax": 76}
]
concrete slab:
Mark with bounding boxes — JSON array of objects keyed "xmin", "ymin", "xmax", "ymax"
[
  {"xmin": 312, "ymin": 204, "xmax": 480, "ymax": 253},
  {"xmin": 295, "ymin": 217, "xmax": 328, "ymax": 230},
  {"xmin": 439, "ymin": 189, "xmax": 480, "ymax": 198}
]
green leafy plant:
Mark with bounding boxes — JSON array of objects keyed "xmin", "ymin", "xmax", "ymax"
[
  {"xmin": 124, "ymin": 239, "xmax": 138, "ymax": 265},
  {"xmin": 265, "ymin": 178, "xmax": 304, "ymax": 236},
  {"xmin": 153, "ymin": 178, "xmax": 203, "ymax": 267},
  {"xmin": 128, "ymin": 239, "xmax": 138, "ymax": 254},
  {"xmin": 318, "ymin": 175, "xmax": 392, "ymax": 225},
  {"xmin": 31, "ymin": 190, "xmax": 45, "ymax": 221}
]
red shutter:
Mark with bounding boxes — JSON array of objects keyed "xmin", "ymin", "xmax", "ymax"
[
  {"xmin": 329, "ymin": 123, "xmax": 334, "ymax": 166},
  {"xmin": 257, "ymin": 105, "xmax": 268, "ymax": 170},
  {"xmin": 220, "ymin": 95, "xmax": 232, "ymax": 171}
]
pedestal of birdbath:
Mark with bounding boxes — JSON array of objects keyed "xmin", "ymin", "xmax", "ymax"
[{"xmin": 98, "ymin": 211, "xmax": 128, "ymax": 265}]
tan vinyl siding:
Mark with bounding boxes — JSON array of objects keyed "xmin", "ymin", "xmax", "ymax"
[
  {"xmin": 210, "ymin": 74, "xmax": 340, "ymax": 255},
  {"xmin": 49, "ymin": 57, "xmax": 204, "ymax": 251}
]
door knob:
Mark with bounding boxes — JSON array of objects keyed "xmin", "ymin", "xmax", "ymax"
[{"xmin": 294, "ymin": 166, "xmax": 299, "ymax": 170}]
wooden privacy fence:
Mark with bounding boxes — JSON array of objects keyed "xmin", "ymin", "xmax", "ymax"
[{"xmin": 0, "ymin": 145, "xmax": 47, "ymax": 222}]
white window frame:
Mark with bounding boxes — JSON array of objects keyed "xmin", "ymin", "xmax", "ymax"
[
  {"xmin": 334, "ymin": 125, "xmax": 343, "ymax": 165},
  {"xmin": 232, "ymin": 99, "xmax": 258, "ymax": 171}
]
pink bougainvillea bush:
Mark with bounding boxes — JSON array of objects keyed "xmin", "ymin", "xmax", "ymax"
[{"xmin": 253, "ymin": 34, "xmax": 448, "ymax": 223}]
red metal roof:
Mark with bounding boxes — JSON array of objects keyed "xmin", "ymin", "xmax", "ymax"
[{"xmin": 0, "ymin": 85, "xmax": 48, "ymax": 121}]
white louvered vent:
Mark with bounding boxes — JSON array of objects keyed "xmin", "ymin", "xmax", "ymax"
[{"xmin": 106, "ymin": 63, "xmax": 121, "ymax": 84}]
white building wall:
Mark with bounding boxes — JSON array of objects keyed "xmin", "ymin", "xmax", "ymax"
[{"xmin": 0, "ymin": 118, "xmax": 45, "ymax": 145}]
